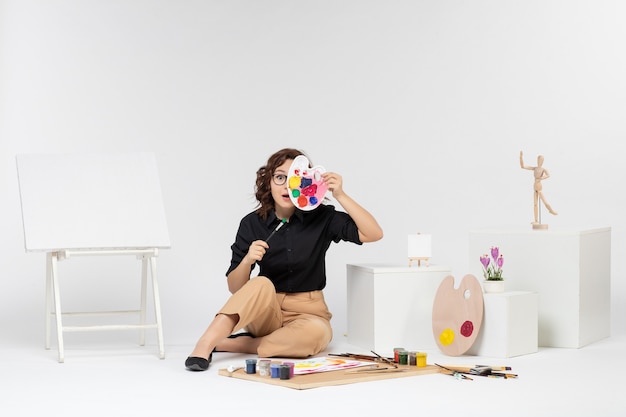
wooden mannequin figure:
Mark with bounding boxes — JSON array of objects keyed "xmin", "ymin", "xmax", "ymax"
[{"xmin": 520, "ymin": 151, "xmax": 557, "ymax": 229}]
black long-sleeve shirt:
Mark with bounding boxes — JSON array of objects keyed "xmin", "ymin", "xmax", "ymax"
[{"xmin": 226, "ymin": 204, "xmax": 362, "ymax": 293}]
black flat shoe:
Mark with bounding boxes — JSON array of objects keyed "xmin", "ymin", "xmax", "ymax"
[
  {"xmin": 228, "ymin": 332, "xmax": 255, "ymax": 339},
  {"xmin": 185, "ymin": 353, "xmax": 212, "ymax": 371}
]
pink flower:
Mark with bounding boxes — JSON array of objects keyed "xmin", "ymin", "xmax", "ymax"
[
  {"xmin": 480, "ymin": 254, "xmax": 490, "ymax": 269},
  {"xmin": 480, "ymin": 246, "xmax": 504, "ymax": 280},
  {"xmin": 496, "ymin": 254, "xmax": 504, "ymax": 269}
]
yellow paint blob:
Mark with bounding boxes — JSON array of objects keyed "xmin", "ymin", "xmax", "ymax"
[
  {"xmin": 439, "ymin": 328, "xmax": 455, "ymax": 346},
  {"xmin": 289, "ymin": 176, "xmax": 301, "ymax": 189}
]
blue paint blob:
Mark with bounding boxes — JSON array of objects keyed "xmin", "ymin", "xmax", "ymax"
[{"xmin": 300, "ymin": 177, "xmax": 312, "ymax": 188}]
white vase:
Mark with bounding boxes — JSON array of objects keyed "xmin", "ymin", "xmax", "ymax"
[{"xmin": 483, "ymin": 280, "xmax": 504, "ymax": 294}]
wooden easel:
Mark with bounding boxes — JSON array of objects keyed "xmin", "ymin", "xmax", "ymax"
[
  {"xmin": 408, "ymin": 257, "xmax": 429, "ymax": 267},
  {"xmin": 17, "ymin": 152, "xmax": 170, "ymax": 362}
]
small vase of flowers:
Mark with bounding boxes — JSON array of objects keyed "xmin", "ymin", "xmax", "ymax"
[{"xmin": 480, "ymin": 246, "xmax": 505, "ymax": 293}]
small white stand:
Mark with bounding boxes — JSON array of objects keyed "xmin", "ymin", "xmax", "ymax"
[{"xmin": 468, "ymin": 291, "xmax": 538, "ymax": 358}]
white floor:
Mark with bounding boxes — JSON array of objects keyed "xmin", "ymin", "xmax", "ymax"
[{"xmin": 3, "ymin": 333, "xmax": 625, "ymax": 417}]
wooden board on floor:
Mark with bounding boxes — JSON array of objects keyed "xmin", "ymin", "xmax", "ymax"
[{"xmin": 218, "ymin": 364, "xmax": 441, "ymax": 390}]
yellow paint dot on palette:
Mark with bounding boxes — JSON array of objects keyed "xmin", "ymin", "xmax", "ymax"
[
  {"xmin": 439, "ymin": 328, "xmax": 455, "ymax": 346},
  {"xmin": 289, "ymin": 176, "xmax": 301, "ymax": 189}
]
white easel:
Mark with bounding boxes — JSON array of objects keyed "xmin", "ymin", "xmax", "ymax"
[{"xmin": 17, "ymin": 152, "xmax": 171, "ymax": 363}]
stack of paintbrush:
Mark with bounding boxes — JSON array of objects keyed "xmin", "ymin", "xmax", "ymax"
[{"xmin": 435, "ymin": 364, "xmax": 518, "ymax": 380}]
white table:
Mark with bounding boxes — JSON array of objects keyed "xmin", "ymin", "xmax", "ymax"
[{"xmin": 346, "ymin": 263, "xmax": 451, "ymax": 355}]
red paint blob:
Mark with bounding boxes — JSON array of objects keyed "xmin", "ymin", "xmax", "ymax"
[
  {"xmin": 302, "ymin": 184, "xmax": 317, "ymax": 196},
  {"xmin": 460, "ymin": 320, "xmax": 473, "ymax": 337}
]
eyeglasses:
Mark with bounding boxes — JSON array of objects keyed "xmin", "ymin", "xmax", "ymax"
[{"xmin": 272, "ymin": 174, "xmax": 288, "ymax": 186}]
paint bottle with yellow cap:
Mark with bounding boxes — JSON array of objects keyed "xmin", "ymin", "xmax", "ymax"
[{"xmin": 416, "ymin": 352, "xmax": 427, "ymax": 367}]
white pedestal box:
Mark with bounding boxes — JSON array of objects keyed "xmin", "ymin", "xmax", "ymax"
[
  {"xmin": 346, "ymin": 263, "xmax": 451, "ymax": 355},
  {"xmin": 469, "ymin": 227, "xmax": 611, "ymax": 348},
  {"xmin": 468, "ymin": 291, "xmax": 538, "ymax": 358}
]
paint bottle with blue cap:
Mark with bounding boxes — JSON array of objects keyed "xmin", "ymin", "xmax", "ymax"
[
  {"xmin": 245, "ymin": 358, "xmax": 257, "ymax": 374},
  {"xmin": 270, "ymin": 363, "xmax": 281, "ymax": 378}
]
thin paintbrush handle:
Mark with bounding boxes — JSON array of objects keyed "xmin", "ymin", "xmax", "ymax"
[{"xmin": 265, "ymin": 218, "xmax": 286, "ymax": 243}]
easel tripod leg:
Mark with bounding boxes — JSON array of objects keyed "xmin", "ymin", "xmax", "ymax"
[
  {"xmin": 50, "ymin": 253, "xmax": 65, "ymax": 363},
  {"xmin": 140, "ymin": 257, "xmax": 147, "ymax": 346},
  {"xmin": 150, "ymin": 256, "xmax": 165, "ymax": 359},
  {"xmin": 45, "ymin": 253, "xmax": 52, "ymax": 350}
]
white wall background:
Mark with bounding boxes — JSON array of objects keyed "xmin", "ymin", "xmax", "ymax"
[{"xmin": 1, "ymin": 0, "xmax": 624, "ymax": 349}]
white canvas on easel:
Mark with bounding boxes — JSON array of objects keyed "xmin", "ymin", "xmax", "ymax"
[
  {"xmin": 17, "ymin": 152, "xmax": 171, "ymax": 251},
  {"xmin": 16, "ymin": 152, "xmax": 171, "ymax": 362}
]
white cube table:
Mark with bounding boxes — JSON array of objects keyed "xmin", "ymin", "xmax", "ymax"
[
  {"xmin": 469, "ymin": 227, "xmax": 611, "ymax": 348},
  {"xmin": 468, "ymin": 291, "xmax": 538, "ymax": 358},
  {"xmin": 346, "ymin": 263, "xmax": 451, "ymax": 355}
]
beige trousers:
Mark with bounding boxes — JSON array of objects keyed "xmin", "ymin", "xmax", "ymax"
[{"xmin": 218, "ymin": 276, "xmax": 333, "ymax": 358}]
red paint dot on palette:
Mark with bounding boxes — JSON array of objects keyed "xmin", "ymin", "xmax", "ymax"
[
  {"xmin": 460, "ymin": 320, "xmax": 473, "ymax": 337},
  {"xmin": 302, "ymin": 184, "xmax": 317, "ymax": 197}
]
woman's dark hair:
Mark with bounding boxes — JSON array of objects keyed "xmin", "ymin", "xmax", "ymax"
[{"xmin": 255, "ymin": 148, "xmax": 308, "ymax": 219}]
